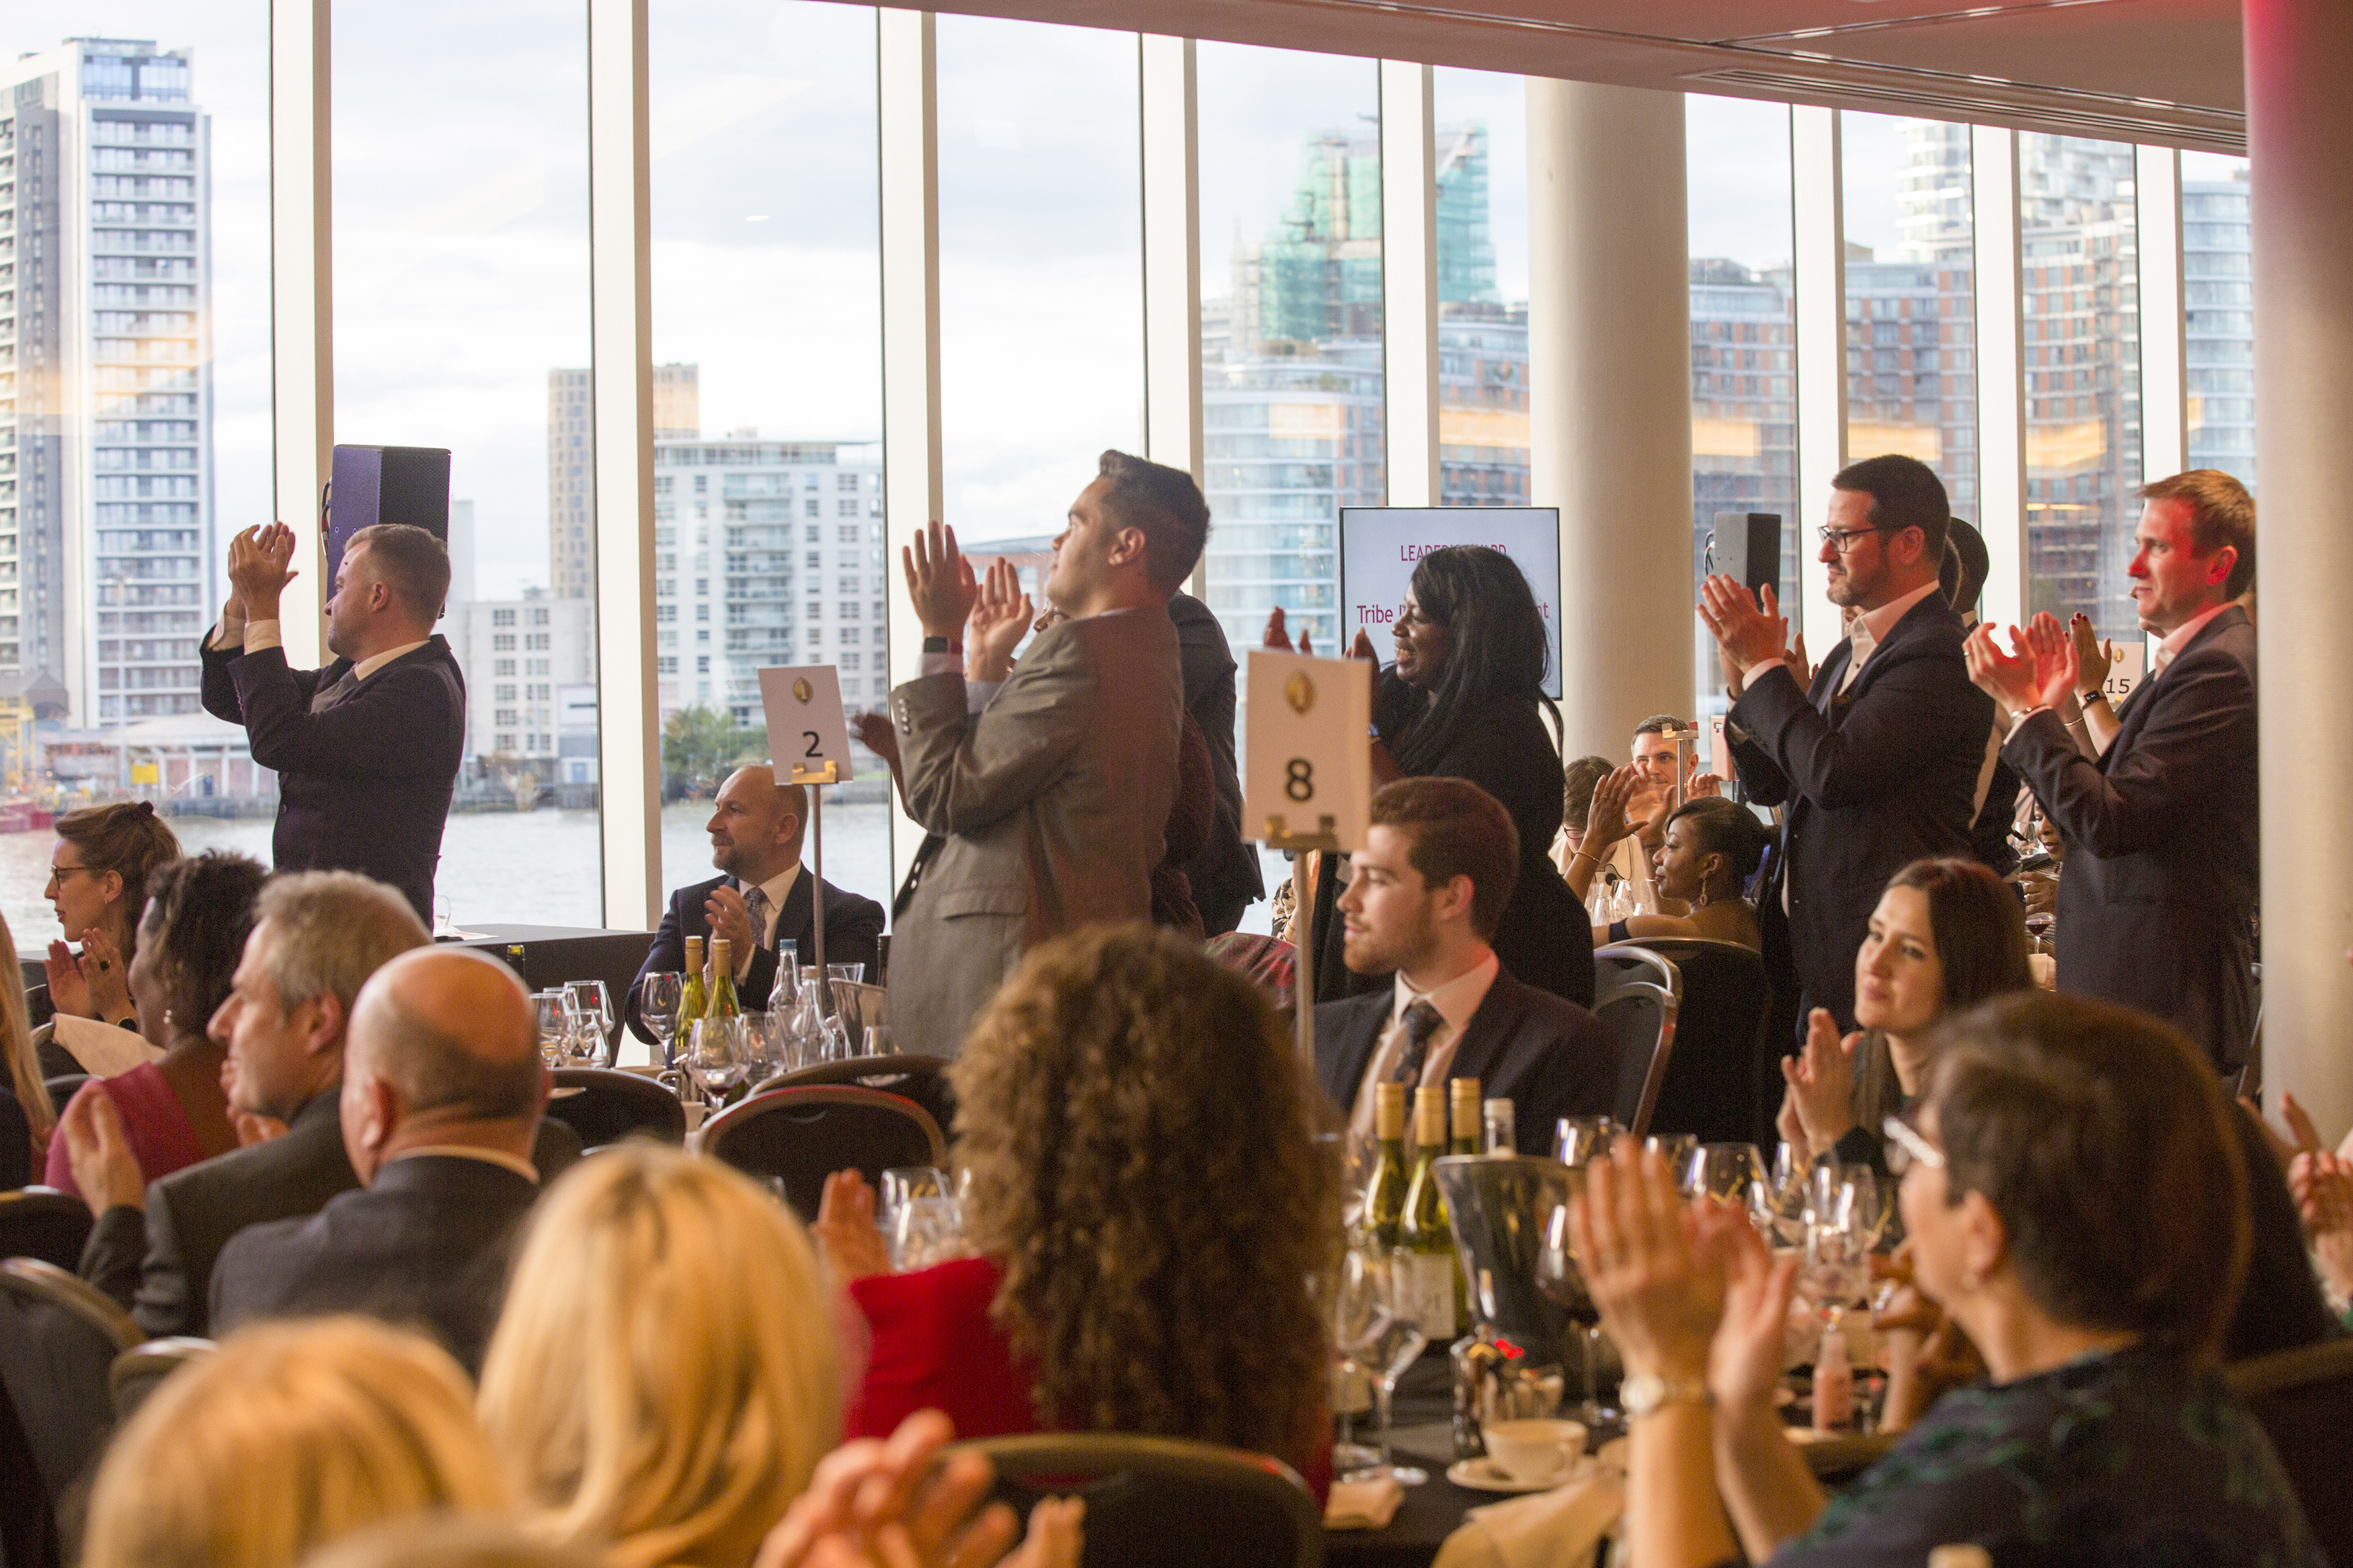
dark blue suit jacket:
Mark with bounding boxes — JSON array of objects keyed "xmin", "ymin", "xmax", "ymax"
[
  {"xmin": 210, "ymin": 1153, "xmax": 542, "ymax": 1375},
  {"xmin": 200, "ymin": 634, "xmax": 466, "ymax": 921},
  {"xmin": 625, "ymin": 868, "xmax": 886, "ymax": 1042}
]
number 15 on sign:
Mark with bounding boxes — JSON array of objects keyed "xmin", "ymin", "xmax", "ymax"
[
  {"xmin": 1244, "ymin": 650, "xmax": 1372, "ymax": 852},
  {"xmin": 757, "ymin": 665, "xmax": 856, "ymax": 784}
]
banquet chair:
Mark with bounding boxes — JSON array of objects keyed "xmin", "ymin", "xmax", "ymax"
[
  {"xmin": 751, "ymin": 1054, "xmax": 957, "ymax": 1138},
  {"xmin": 0, "ymin": 1258, "xmax": 142, "ymax": 1542},
  {"xmin": 110, "ymin": 1336, "xmax": 214, "ymax": 1423},
  {"xmin": 0, "ymin": 1190, "xmax": 93, "ymax": 1272},
  {"xmin": 0, "ymin": 1088, "xmax": 28, "ymax": 1191},
  {"xmin": 1593, "ymin": 946, "xmax": 1681, "ymax": 1139},
  {"xmin": 1599, "ymin": 938, "xmax": 1771, "ymax": 1145},
  {"xmin": 701, "ymin": 1087, "xmax": 945, "ymax": 1223},
  {"xmin": 42, "ymin": 1075, "xmax": 89, "ymax": 1115},
  {"xmin": 547, "ymin": 1067, "xmax": 687, "ymax": 1147},
  {"xmin": 959, "ymin": 1432, "xmax": 1321, "ymax": 1568},
  {"xmin": 2224, "ymin": 1334, "xmax": 2353, "ymax": 1566}
]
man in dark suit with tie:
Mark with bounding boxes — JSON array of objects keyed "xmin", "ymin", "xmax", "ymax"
[
  {"xmin": 1968, "ymin": 470, "xmax": 2259, "ymax": 1071},
  {"xmin": 1312, "ymin": 777, "xmax": 1618, "ymax": 1149},
  {"xmin": 212, "ymin": 946, "xmax": 551, "ymax": 1374},
  {"xmin": 625, "ymin": 764, "xmax": 887, "ymax": 1044},
  {"xmin": 65, "ymin": 870, "xmax": 579, "ymax": 1337},
  {"xmin": 201, "ymin": 521, "xmax": 466, "ymax": 923},
  {"xmin": 1704, "ymin": 454, "xmax": 1995, "ymax": 1033}
]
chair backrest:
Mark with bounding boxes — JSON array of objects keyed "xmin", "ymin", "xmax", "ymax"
[
  {"xmin": 701, "ymin": 1087, "xmax": 947, "ymax": 1223},
  {"xmin": 2224, "ymin": 1335, "xmax": 2353, "ymax": 1566},
  {"xmin": 0, "ymin": 1190, "xmax": 93, "ymax": 1272},
  {"xmin": 0, "ymin": 1087, "xmax": 28, "ymax": 1192},
  {"xmin": 110, "ymin": 1336, "xmax": 214, "ymax": 1423},
  {"xmin": 548, "ymin": 1067, "xmax": 687, "ymax": 1147},
  {"xmin": 1593, "ymin": 946, "xmax": 1681, "ymax": 1138},
  {"xmin": 0, "ymin": 1258, "xmax": 142, "ymax": 1508},
  {"xmin": 960, "ymin": 1432, "xmax": 1322, "ymax": 1568},
  {"xmin": 1599, "ymin": 938, "xmax": 1771, "ymax": 1146},
  {"xmin": 42, "ymin": 1075, "xmax": 88, "ymax": 1113},
  {"xmin": 750, "ymin": 1055, "xmax": 957, "ymax": 1138}
]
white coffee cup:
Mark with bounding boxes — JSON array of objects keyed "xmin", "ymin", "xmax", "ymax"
[{"xmin": 1482, "ymin": 1417, "xmax": 1587, "ymax": 1485}]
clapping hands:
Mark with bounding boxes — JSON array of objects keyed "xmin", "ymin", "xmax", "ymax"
[
  {"xmin": 965, "ymin": 559, "xmax": 1034, "ymax": 684},
  {"xmin": 226, "ymin": 523, "xmax": 300, "ymax": 622},
  {"xmin": 1963, "ymin": 614, "xmax": 2078, "ymax": 721}
]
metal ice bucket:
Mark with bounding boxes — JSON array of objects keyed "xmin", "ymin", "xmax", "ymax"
[{"xmin": 1431, "ymin": 1154, "xmax": 1578, "ymax": 1346}]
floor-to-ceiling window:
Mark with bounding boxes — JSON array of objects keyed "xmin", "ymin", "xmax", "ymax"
[
  {"xmin": 1430, "ymin": 69, "xmax": 1529, "ymax": 513},
  {"xmin": 2181, "ymin": 151, "xmax": 2254, "ymax": 493},
  {"xmin": 649, "ymin": 0, "xmax": 889, "ymax": 915}
]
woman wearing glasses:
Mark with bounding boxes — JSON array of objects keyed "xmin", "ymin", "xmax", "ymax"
[
  {"xmin": 1571, "ymin": 991, "xmax": 2322, "ymax": 1568},
  {"xmin": 40, "ymin": 799, "xmax": 182, "ymax": 1062}
]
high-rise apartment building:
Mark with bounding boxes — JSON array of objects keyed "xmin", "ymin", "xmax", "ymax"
[
  {"xmin": 2183, "ymin": 169, "xmax": 2254, "ymax": 490},
  {"xmin": 0, "ymin": 38, "xmax": 212, "ymax": 725},
  {"xmin": 548, "ymin": 362, "xmax": 698, "ymax": 598},
  {"xmin": 446, "ymin": 588, "xmax": 594, "ymax": 766},
  {"xmin": 651, "ymin": 434, "xmax": 885, "ymax": 728},
  {"xmin": 1689, "ymin": 259, "xmax": 1799, "ymax": 600}
]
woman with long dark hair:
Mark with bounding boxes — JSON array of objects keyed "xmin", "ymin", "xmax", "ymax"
[{"xmin": 1275, "ymin": 545, "xmax": 1591, "ymax": 1005}]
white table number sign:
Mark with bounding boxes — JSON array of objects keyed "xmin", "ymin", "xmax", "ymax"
[
  {"xmin": 1244, "ymin": 650, "xmax": 1373, "ymax": 851},
  {"xmin": 758, "ymin": 665, "xmax": 856, "ymax": 783}
]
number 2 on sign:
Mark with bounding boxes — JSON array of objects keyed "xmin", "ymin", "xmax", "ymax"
[
  {"xmin": 803, "ymin": 731, "xmax": 821, "ymax": 758},
  {"xmin": 1285, "ymin": 758, "xmax": 1315, "ymax": 801}
]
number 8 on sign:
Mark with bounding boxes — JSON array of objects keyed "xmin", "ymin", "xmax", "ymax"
[
  {"xmin": 1285, "ymin": 759, "xmax": 1315, "ymax": 801},
  {"xmin": 1243, "ymin": 649, "xmax": 1372, "ymax": 852}
]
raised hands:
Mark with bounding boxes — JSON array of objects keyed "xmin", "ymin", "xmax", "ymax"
[
  {"xmin": 1780, "ymin": 1007, "xmax": 1862, "ymax": 1154},
  {"xmin": 226, "ymin": 522, "xmax": 300, "ymax": 622},
  {"xmin": 1698, "ymin": 577, "xmax": 1796, "ymax": 687},
  {"xmin": 59, "ymin": 1086, "xmax": 146, "ymax": 1214},
  {"xmin": 813, "ymin": 1169, "xmax": 892, "ymax": 1284},
  {"xmin": 2068, "ymin": 613, "xmax": 2114, "ymax": 700},
  {"xmin": 1962, "ymin": 619, "xmax": 2075, "ymax": 720},
  {"xmin": 1568, "ymin": 1141, "xmax": 1729, "ymax": 1384},
  {"xmin": 965, "ymin": 559, "xmax": 1034, "ymax": 684},
  {"xmin": 903, "ymin": 521, "xmax": 980, "ymax": 641},
  {"xmin": 1584, "ymin": 764, "xmax": 1644, "ymax": 853}
]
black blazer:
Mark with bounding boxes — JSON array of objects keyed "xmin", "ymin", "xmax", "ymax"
[
  {"xmin": 79, "ymin": 1091, "xmax": 580, "ymax": 1339},
  {"xmin": 1312, "ymin": 968, "xmax": 1618, "ymax": 1144},
  {"xmin": 1169, "ymin": 593, "xmax": 1262, "ymax": 936},
  {"xmin": 201, "ymin": 635, "xmax": 467, "ymax": 921},
  {"xmin": 2003, "ymin": 606, "xmax": 2258, "ymax": 1069},
  {"xmin": 625, "ymin": 868, "xmax": 887, "ymax": 1043},
  {"xmin": 210, "ymin": 1153, "xmax": 542, "ymax": 1375},
  {"xmin": 1728, "ymin": 592, "xmax": 1994, "ymax": 1030}
]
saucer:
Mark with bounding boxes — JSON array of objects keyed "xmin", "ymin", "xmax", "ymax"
[{"xmin": 1447, "ymin": 1454, "xmax": 1598, "ymax": 1494}]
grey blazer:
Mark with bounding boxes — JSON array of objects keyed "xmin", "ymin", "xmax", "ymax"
[{"xmin": 885, "ymin": 608, "xmax": 1183, "ymax": 1057}]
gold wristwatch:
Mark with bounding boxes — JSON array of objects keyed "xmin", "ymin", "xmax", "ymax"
[{"xmin": 1620, "ymin": 1373, "xmax": 1713, "ymax": 1417}]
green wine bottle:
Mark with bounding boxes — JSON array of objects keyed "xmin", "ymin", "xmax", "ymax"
[
  {"xmin": 676, "ymin": 934, "xmax": 709, "ymax": 1064},
  {"xmin": 1449, "ymin": 1077, "xmax": 1481, "ymax": 1157},
  {"xmin": 1361, "ymin": 1081, "xmax": 1410, "ymax": 1251},
  {"xmin": 707, "ymin": 938, "xmax": 742, "ymax": 1020},
  {"xmin": 1400, "ymin": 1085, "xmax": 1464, "ymax": 1339}
]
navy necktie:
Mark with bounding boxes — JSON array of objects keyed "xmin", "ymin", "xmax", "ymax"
[{"xmin": 1390, "ymin": 999, "xmax": 1445, "ymax": 1088}]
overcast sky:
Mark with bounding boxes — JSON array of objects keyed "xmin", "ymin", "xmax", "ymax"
[{"xmin": 17, "ymin": 3, "xmax": 2116, "ymax": 595}]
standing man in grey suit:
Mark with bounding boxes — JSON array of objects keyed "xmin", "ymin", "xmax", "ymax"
[{"xmin": 885, "ymin": 451, "xmax": 1197, "ymax": 1057}]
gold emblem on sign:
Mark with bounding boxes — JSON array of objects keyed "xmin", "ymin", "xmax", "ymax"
[
  {"xmin": 1285, "ymin": 670, "xmax": 1315, "ymax": 715},
  {"xmin": 793, "ymin": 677, "xmax": 813, "ymax": 704}
]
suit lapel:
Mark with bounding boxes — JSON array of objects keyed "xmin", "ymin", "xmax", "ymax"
[
  {"xmin": 1328, "ymin": 996, "xmax": 1391, "ymax": 1108},
  {"xmin": 1446, "ymin": 974, "xmax": 1525, "ymax": 1090},
  {"xmin": 774, "ymin": 868, "xmax": 815, "ymax": 961}
]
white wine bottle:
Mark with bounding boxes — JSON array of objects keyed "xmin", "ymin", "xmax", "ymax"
[
  {"xmin": 1361, "ymin": 1081, "xmax": 1410, "ymax": 1251},
  {"xmin": 707, "ymin": 938, "xmax": 742, "ymax": 1020},
  {"xmin": 1400, "ymin": 1085, "xmax": 1464, "ymax": 1339}
]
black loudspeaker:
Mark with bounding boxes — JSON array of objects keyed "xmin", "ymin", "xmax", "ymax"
[
  {"xmin": 325, "ymin": 444, "xmax": 452, "ymax": 592},
  {"xmin": 1712, "ymin": 511, "xmax": 1784, "ymax": 597}
]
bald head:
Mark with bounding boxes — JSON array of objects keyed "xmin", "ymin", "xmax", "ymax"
[
  {"xmin": 341, "ymin": 948, "xmax": 543, "ymax": 1182},
  {"xmin": 706, "ymin": 764, "xmax": 809, "ymax": 884}
]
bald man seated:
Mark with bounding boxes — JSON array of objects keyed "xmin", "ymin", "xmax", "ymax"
[
  {"xmin": 209, "ymin": 946, "xmax": 551, "ymax": 1374},
  {"xmin": 625, "ymin": 764, "xmax": 887, "ymax": 1045}
]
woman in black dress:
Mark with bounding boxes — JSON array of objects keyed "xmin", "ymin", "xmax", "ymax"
[{"xmin": 1279, "ymin": 544, "xmax": 1591, "ymax": 1007}]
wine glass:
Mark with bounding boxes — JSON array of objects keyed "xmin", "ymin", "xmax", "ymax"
[
  {"xmin": 639, "ymin": 973, "xmax": 682, "ymax": 1067},
  {"xmin": 1552, "ymin": 1115, "xmax": 1618, "ymax": 1167},
  {"xmin": 1364, "ymin": 1260, "xmax": 1431, "ymax": 1487},
  {"xmin": 1682, "ymin": 1142, "xmax": 1767, "ymax": 1204},
  {"xmin": 686, "ymin": 1016, "xmax": 752, "ymax": 1106},
  {"xmin": 1536, "ymin": 1187, "xmax": 1616, "ymax": 1423},
  {"xmin": 530, "ymin": 991, "xmax": 575, "ymax": 1069},
  {"xmin": 1329, "ymin": 1247, "xmax": 1392, "ymax": 1475},
  {"xmin": 564, "ymin": 980, "xmax": 613, "ymax": 1067},
  {"xmin": 863, "ymin": 1024, "xmax": 893, "ymax": 1057},
  {"xmin": 1644, "ymin": 1132, "xmax": 1698, "ymax": 1171}
]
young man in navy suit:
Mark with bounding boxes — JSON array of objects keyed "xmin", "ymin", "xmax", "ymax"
[
  {"xmin": 1312, "ymin": 777, "xmax": 1618, "ymax": 1152},
  {"xmin": 1968, "ymin": 469, "xmax": 2259, "ymax": 1071},
  {"xmin": 625, "ymin": 764, "xmax": 885, "ymax": 1044}
]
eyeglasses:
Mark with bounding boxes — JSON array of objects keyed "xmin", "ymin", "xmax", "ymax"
[
  {"xmin": 1817, "ymin": 524, "xmax": 1891, "ymax": 553},
  {"xmin": 1882, "ymin": 1113, "xmax": 1946, "ymax": 1175},
  {"xmin": 44, "ymin": 864, "xmax": 99, "ymax": 891}
]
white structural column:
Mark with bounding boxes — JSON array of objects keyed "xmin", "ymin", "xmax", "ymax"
[
  {"xmin": 1526, "ymin": 78, "xmax": 1691, "ymax": 749},
  {"xmin": 1380, "ymin": 60, "xmax": 1439, "ymax": 506},
  {"xmin": 2135, "ymin": 145, "xmax": 2188, "ymax": 481},
  {"xmin": 1970, "ymin": 125, "xmax": 2026, "ymax": 632},
  {"xmin": 1140, "ymin": 35, "xmax": 1202, "ymax": 488},
  {"xmin": 268, "ymin": 0, "xmax": 330, "ymax": 664},
  {"xmin": 586, "ymin": 0, "xmax": 660, "ymax": 931},
  {"xmin": 1789, "ymin": 106, "xmax": 1846, "ymax": 647},
  {"xmin": 2246, "ymin": 0, "xmax": 2353, "ymax": 1139},
  {"xmin": 879, "ymin": 9, "xmax": 943, "ymax": 886}
]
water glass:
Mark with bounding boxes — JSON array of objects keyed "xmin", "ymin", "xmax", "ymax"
[
  {"xmin": 1643, "ymin": 1132, "xmax": 1698, "ymax": 1171},
  {"xmin": 863, "ymin": 1024, "xmax": 893, "ymax": 1057},
  {"xmin": 531, "ymin": 990, "xmax": 575, "ymax": 1068},
  {"xmin": 687, "ymin": 1016, "xmax": 752, "ymax": 1104},
  {"xmin": 1552, "ymin": 1115, "xmax": 1618, "ymax": 1167},
  {"xmin": 1681, "ymin": 1142, "xmax": 1767, "ymax": 1204},
  {"xmin": 1536, "ymin": 1192, "xmax": 1615, "ymax": 1423},
  {"xmin": 563, "ymin": 980, "xmax": 614, "ymax": 1067},
  {"xmin": 827, "ymin": 962, "xmax": 867, "ymax": 987},
  {"xmin": 879, "ymin": 1165, "xmax": 951, "ymax": 1260},
  {"xmin": 1329, "ymin": 1248, "xmax": 1396, "ymax": 1479},
  {"xmin": 893, "ymin": 1195, "xmax": 969, "ymax": 1272},
  {"xmin": 639, "ymin": 973, "xmax": 683, "ymax": 1060}
]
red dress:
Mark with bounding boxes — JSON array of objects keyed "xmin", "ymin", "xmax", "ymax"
[
  {"xmin": 845, "ymin": 1257, "xmax": 1332, "ymax": 1500},
  {"xmin": 42, "ymin": 1065, "xmax": 208, "ymax": 1200}
]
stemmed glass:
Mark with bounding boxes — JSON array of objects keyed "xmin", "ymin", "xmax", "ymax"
[
  {"xmin": 1329, "ymin": 1247, "xmax": 1391, "ymax": 1476},
  {"xmin": 563, "ymin": 980, "xmax": 614, "ymax": 1067},
  {"xmin": 530, "ymin": 991, "xmax": 575, "ymax": 1069},
  {"xmin": 1800, "ymin": 1166, "xmax": 1880, "ymax": 1333},
  {"xmin": 1552, "ymin": 1116, "xmax": 1618, "ymax": 1167},
  {"xmin": 1363, "ymin": 1258, "xmax": 1431, "ymax": 1487},
  {"xmin": 639, "ymin": 973, "xmax": 683, "ymax": 1076},
  {"xmin": 1682, "ymin": 1142, "xmax": 1767, "ymax": 1205},
  {"xmin": 686, "ymin": 1016, "xmax": 752, "ymax": 1107},
  {"xmin": 1536, "ymin": 1186, "xmax": 1616, "ymax": 1423}
]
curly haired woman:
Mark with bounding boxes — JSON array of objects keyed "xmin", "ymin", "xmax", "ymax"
[{"xmin": 815, "ymin": 922, "xmax": 1337, "ymax": 1496}]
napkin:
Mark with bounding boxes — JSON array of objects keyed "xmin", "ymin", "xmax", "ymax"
[
  {"xmin": 1431, "ymin": 1438, "xmax": 1628, "ymax": 1568},
  {"xmin": 52, "ymin": 1014, "xmax": 163, "ymax": 1077},
  {"xmin": 1324, "ymin": 1475, "xmax": 1406, "ymax": 1530}
]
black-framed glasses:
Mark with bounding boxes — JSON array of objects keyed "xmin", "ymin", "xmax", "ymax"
[
  {"xmin": 1817, "ymin": 524, "xmax": 1891, "ymax": 552},
  {"xmin": 44, "ymin": 863, "xmax": 99, "ymax": 891},
  {"xmin": 1882, "ymin": 1113, "xmax": 1946, "ymax": 1175}
]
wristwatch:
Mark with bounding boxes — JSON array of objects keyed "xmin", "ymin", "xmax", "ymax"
[{"xmin": 1620, "ymin": 1373, "xmax": 1713, "ymax": 1417}]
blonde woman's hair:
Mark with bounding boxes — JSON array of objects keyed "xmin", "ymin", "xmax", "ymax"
[
  {"xmin": 0, "ymin": 908, "xmax": 53, "ymax": 1146},
  {"xmin": 81, "ymin": 1318, "xmax": 507, "ymax": 1568},
  {"xmin": 478, "ymin": 1144, "xmax": 843, "ymax": 1568}
]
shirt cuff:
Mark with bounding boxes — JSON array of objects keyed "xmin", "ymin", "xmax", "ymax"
[
  {"xmin": 965, "ymin": 679, "xmax": 1001, "ymax": 716},
  {"xmin": 918, "ymin": 651, "xmax": 961, "ymax": 679},
  {"xmin": 242, "ymin": 619, "xmax": 282, "ymax": 656},
  {"xmin": 2006, "ymin": 705, "xmax": 2050, "ymax": 742},
  {"xmin": 209, "ymin": 617, "xmax": 246, "ymax": 652},
  {"xmin": 1739, "ymin": 657, "xmax": 1786, "ymax": 685}
]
